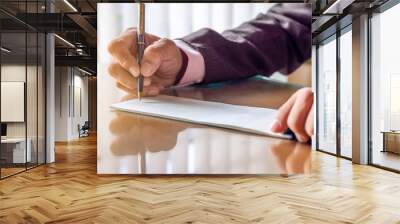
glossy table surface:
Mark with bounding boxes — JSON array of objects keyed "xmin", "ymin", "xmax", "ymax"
[{"xmin": 98, "ymin": 64, "xmax": 311, "ymax": 174}]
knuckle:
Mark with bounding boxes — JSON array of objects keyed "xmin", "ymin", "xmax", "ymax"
[
  {"xmin": 159, "ymin": 38, "xmax": 173, "ymax": 45},
  {"xmin": 120, "ymin": 58, "xmax": 130, "ymax": 68},
  {"xmin": 125, "ymin": 27, "xmax": 137, "ymax": 33},
  {"xmin": 159, "ymin": 38, "xmax": 176, "ymax": 51},
  {"xmin": 300, "ymin": 88, "xmax": 314, "ymax": 99},
  {"xmin": 146, "ymin": 46, "xmax": 161, "ymax": 59},
  {"xmin": 107, "ymin": 63, "xmax": 119, "ymax": 76},
  {"xmin": 296, "ymin": 89, "xmax": 314, "ymax": 106},
  {"xmin": 107, "ymin": 39, "xmax": 122, "ymax": 54}
]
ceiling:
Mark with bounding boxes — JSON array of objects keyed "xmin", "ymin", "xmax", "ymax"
[
  {"xmin": 0, "ymin": 0, "xmax": 97, "ymax": 74},
  {"xmin": 1, "ymin": 0, "xmax": 394, "ymax": 74}
]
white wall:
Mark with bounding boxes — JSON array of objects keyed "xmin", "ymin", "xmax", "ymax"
[
  {"xmin": 54, "ymin": 67, "xmax": 89, "ymax": 141},
  {"xmin": 1, "ymin": 82, "xmax": 24, "ymax": 123},
  {"xmin": 1, "ymin": 65, "xmax": 36, "ymax": 138},
  {"xmin": 1, "ymin": 64, "xmax": 46, "ymax": 163}
]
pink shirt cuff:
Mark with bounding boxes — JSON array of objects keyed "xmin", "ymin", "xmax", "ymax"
[{"xmin": 173, "ymin": 40, "xmax": 205, "ymax": 87}]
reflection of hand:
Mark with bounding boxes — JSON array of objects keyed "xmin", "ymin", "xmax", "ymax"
[
  {"xmin": 271, "ymin": 87, "xmax": 314, "ymax": 143},
  {"xmin": 107, "ymin": 28, "xmax": 182, "ymax": 96},
  {"xmin": 109, "ymin": 111, "xmax": 186, "ymax": 156},
  {"xmin": 270, "ymin": 140, "xmax": 311, "ymax": 174}
]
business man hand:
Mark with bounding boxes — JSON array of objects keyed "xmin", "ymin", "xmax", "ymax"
[
  {"xmin": 271, "ymin": 87, "xmax": 314, "ymax": 143},
  {"xmin": 107, "ymin": 28, "xmax": 182, "ymax": 96}
]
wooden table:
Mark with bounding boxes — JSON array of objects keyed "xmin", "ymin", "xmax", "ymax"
[{"xmin": 98, "ymin": 62, "xmax": 311, "ymax": 175}]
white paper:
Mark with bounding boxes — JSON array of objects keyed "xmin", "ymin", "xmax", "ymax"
[{"xmin": 110, "ymin": 95, "xmax": 291, "ymax": 139}]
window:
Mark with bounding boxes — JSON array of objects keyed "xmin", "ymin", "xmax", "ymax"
[
  {"xmin": 339, "ymin": 27, "xmax": 352, "ymax": 158},
  {"xmin": 370, "ymin": 2, "xmax": 400, "ymax": 171},
  {"xmin": 317, "ymin": 36, "xmax": 337, "ymax": 154},
  {"xmin": 0, "ymin": 1, "xmax": 47, "ymax": 179}
]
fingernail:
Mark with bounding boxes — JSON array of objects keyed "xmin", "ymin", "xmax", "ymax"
[
  {"xmin": 130, "ymin": 68, "xmax": 139, "ymax": 77},
  {"xmin": 270, "ymin": 119, "xmax": 282, "ymax": 132}
]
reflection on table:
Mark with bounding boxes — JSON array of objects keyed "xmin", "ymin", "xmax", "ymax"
[
  {"xmin": 98, "ymin": 63, "xmax": 311, "ymax": 175},
  {"xmin": 106, "ymin": 112, "xmax": 310, "ymax": 174}
]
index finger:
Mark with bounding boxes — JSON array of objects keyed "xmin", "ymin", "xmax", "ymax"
[
  {"xmin": 107, "ymin": 29, "xmax": 140, "ymax": 77},
  {"xmin": 271, "ymin": 92, "xmax": 297, "ymax": 133}
]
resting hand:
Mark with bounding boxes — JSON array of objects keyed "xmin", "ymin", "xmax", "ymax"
[
  {"xmin": 271, "ymin": 87, "xmax": 314, "ymax": 143},
  {"xmin": 107, "ymin": 28, "xmax": 182, "ymax": 96}
]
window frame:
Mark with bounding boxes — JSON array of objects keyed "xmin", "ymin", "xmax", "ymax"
[
  {"xmin": 315, "ymin": 21, "xmax": 353, "ymax": 160},
  {"xmin": 0, "ymin": 0, "xmax": 48, "ymax": 180},
  {"xmin": 367, "ymin": 0, "xmax": 400, "ymax": 173}
]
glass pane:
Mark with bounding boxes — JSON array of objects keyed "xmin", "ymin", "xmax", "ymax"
[
  {"xmin": 38, "ymin": 32, "xmax": 45, "ymax": 165},
  {"xmin": 317, "ymin": 37, "xmax": 337, "ymax": 154},
  {"xmin": 26, "ymin": 0, "xmax": 40, "ymax": 170},
  {"xmin": 371, "ymin": 4, "xmax": 400, "ymax": 171},
  {"xmin": 339, "ymin": 29, "xmax": 352, "ymax": 158},
  {"xmin": 27, "ymin": 31, "xmax": 38, "ymax": 169},
  {"xmin": 1, "ymin": 31, "xmax": 27, "ymax": 177}
]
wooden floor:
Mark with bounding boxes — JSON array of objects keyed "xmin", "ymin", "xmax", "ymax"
[{"xmin": 1, "ymin": 135, "xmax": 400, "ymax": 223}]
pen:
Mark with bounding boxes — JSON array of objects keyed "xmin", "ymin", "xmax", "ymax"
[{"xmin": 137, "ymin": 3, "xmax": 145, "ymax": 100}]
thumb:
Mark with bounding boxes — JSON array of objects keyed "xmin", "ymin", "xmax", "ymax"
[
  {"xmin": 140, "ymin": 38, "xmax": 175, "ymax": 77},
  {"xmin": 140, "ymin": 42, "xmax": 163, "ymax": 77}
]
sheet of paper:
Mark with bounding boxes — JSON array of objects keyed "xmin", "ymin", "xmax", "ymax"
[{"xmin": 111, "ymin": 95, "xmax": 291, "ymax": 139}]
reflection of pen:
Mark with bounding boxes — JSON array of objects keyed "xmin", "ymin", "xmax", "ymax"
[{"xmin": 137, "ymin": 3, "xmax": 145, "ymax": 100}]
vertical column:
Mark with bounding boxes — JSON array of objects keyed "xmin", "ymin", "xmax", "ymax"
[
  {"xmin": 336, "ymin": 29, "xmax": 341, "ymax": 156},
  {"xmin": 46, "ymin": 33, "xmax": 55, "ymax": 163},
  {"xmin": 311, "ymin": 45, "xmax": 317, "ymax": 150},
  {"xmin": 352, "ymin": 14, "xmax": 369, "ymax": 164},
  {"xmin": 46, "ymin": 1, "xmax": 55, "ymax": 163}
]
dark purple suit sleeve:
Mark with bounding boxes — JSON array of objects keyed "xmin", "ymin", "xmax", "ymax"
[{"xmin": 179, "ymin": 3, "xmax": 311, "ymax": 83}]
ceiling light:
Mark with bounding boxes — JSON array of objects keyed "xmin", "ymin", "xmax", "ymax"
[
  {"xmin": 54, "ymin": 34, "xmax": 75, "ymax": 48},
  {"xmin": 1, "ymin": 47, "xmax": 11, "ymax": 53},
  {"xmin": 323, "ymin": 0, "xmax": 354, "ymax": 15},
  {"xmin": 78, "ymin": 67, "xmax": 93, "ymax": 76},
  {"xmin": 63, "ymin": 0, "xmax": 78, "ymax": 12}
]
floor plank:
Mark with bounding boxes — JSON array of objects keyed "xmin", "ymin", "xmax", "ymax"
[{"xmin": 1, "ymin": 135, "xmax": 400, "ymax": 223}]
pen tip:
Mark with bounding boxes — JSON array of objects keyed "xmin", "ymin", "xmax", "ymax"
[{"xmin": 138, "ymin": 92, "xmax": 142, "ymax": 101}]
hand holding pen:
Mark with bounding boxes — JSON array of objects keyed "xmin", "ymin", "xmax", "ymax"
[{"xmin": 107, "ymin": 4, "xmax": 183, "ymax": 98}]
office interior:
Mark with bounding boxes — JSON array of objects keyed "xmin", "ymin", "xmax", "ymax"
[
  {"xmin": 0, "ymin": 0, "xmax": 400, "ymax": 222},
  {"xmin": 0, "ymin": 0, "xmax": 97, "ymax": 179},
  {"xmin": 313, "ymin": 0, "xmax": 400, "ymax": 172}
]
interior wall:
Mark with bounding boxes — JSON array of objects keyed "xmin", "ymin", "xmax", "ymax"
[
  {"xmin": 72, "ymin": 73, "xmax": 89, "ymax": 138},
  {"xmin": 54, "ymin": 66, "xmax": 69, "ymax": 141},
  {"xmin": 1, "ymin": 65, "xmax": 39, "ymax": 139},
  {"xmin": 54, "ymin": 67, "xmax": 89, "ymax": 141}
]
